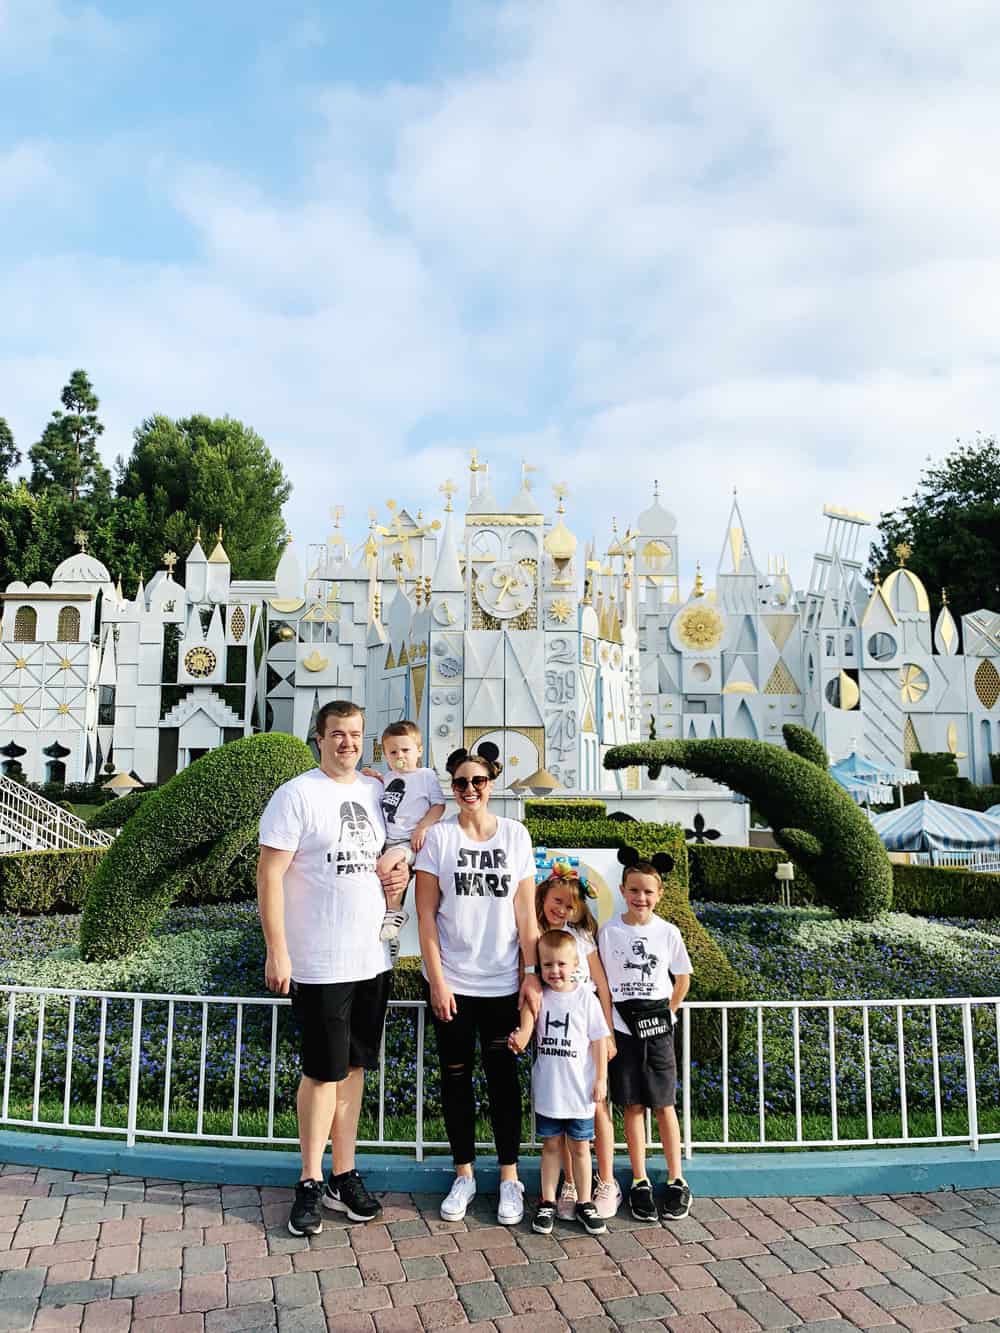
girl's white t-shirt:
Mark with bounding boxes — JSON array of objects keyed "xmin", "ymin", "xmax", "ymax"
[
  {"xmin": 598, "ymin": 915, "xmax": 693, "ymax": 1036},
  {"xmin": 531, "ymin": 984, "xmax": 610, "ymax": 1119},
  {"xmin": 379, "ymin": 767, "xmax": 446, "ymax": 842},
  {"xmin": 561, "ymin": 923, "xmax": 597, "ymax": 990},
  {"xmin": 414, "ymin": 815, "xmax": 534, "ymax": 997},
  {"xmin": 258, "ymin": 769, "xmax": 391, "ymax": 985}
]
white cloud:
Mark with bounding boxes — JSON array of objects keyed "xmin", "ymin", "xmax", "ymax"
[
  {"xmin": 0, "ymin": 0, "xmax": 129, "ymax": 68},
  {"xmin": 4, "ymin": 0, "xmax": 1000, "ymax": 594}
]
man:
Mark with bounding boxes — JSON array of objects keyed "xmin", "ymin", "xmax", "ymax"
[{"xmin": 258, "ymin": 700, "xmax": 409, "ymax": 1236}]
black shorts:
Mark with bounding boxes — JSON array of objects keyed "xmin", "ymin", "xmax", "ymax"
[
  {"xmin": 609, "ymin": 1029, "xmax": 677, "ymax": 1110},
  {"xmin": 290, "ymin": 970, "xmax": 392, "ymax": 1083}
]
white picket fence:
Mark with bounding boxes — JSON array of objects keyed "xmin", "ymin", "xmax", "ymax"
[{"xmin": 1, "ymin": 985, "xmax": 996, "ymax": 1160}]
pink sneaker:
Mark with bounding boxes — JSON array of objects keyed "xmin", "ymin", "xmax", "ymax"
[
  {"xmin": 593, "ymin": 1175, "xmax": 622, "ymax": 1220},
  {"xmin": 556, "ymin": 1180, "xmax": 578, "ymax": 1221}
]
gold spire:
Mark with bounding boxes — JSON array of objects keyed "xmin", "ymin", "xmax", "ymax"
[
  {"xmin": 74, "ymin": 529, "xmax": 88, "ymax": 552},
  {"xmin": 162, "ymin": 550, "xmax": 178, "ymax": 577},
  {"xmin": 693, "ymin": 562, "xmax": 705, "ymax": 598},
  {"xmin": 941, "ymin": 587, "xmax": 948, "ymax": 604},
  {"xmin": 552, "ymin": 481, "xmax": 568, "ymax": 514},
  {"xmin": 439, "ymin": 478, "xmax": 457, "ymax": 512},
  {"xmin": 195, "ymin": 525, "xmax": 202, "ymax": 543},
  {"xmin": 895, "ymin": 541, "xmax": 912, "ymax": 567}
]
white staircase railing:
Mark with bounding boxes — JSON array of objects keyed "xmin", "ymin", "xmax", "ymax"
[{"xmin": 0, "ymin": 777, "xmax": 113, "ymax": 853}]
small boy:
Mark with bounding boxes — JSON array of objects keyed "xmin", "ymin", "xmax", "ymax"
[
  {"xmin": 598, "ymin": 860, "xmax": 693, "ymax": 1223},
  {"xmin": 509, "ymin": 930, "xmax": 610, "ymax": 1236},
  {"xmin": 370, "ymin": 722, "xmax": 446, "ymax": 952}
]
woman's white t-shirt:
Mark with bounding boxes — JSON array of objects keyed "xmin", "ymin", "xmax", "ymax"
[
  {"xmin": 598, "ymin": 915, "xmax": 693, "ymax": 1036},
  {"xmin": 258, "ymin": 769, "xmax": 391, "ymax": 985},
  {"xmin": 531, "ymin": 984, "xmax": 610, "ymax": 1119},
  {"xmin": 414, "ymin": 815, "xmax": 534, "ymax": 997}
]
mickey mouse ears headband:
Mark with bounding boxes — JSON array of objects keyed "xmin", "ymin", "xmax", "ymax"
[
  {"xmin": 534, "ymin": 847, "xmax": 598, "ymax": 899},
  {"xmin": 616, "ymin": 845, "xmax": 675, "ymax": 876},
  {"xmin": 446, "ymin": 740, "xmax": 501, "ymax": 774}
]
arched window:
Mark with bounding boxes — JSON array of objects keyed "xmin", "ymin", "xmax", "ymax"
[
  {"xmin": 13, "ymin": 607, "xmax": 36, "ymax": 642},
  {"xmin": 57, "ymin": 607, "xmax": 80, "ymax": 643}
]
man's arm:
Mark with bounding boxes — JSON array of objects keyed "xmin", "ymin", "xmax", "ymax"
[{"xmin": 257, "ymin": 846, "xmax": 295, "ymax": 994}]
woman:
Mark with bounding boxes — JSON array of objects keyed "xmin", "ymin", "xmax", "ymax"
[{"xmin": 414, "ymin": 742, "xmax": 540, "ymax": 1224}]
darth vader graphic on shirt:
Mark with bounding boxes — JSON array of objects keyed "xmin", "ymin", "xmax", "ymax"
[
  {"xmin": 333, "ymin": 800, "xmax": 379, "ymax": 876},
  {"xmin": 381, "ymin": 778, "xmax": 407, "ymax": 826}
]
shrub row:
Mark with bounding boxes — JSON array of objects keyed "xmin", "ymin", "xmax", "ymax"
[
  {"xmin": 522, "ymin": 798, "xmax": 607, "ymax": 822},
  {"xmin": 0, "ymin": 850, "xmax": 106, "ymax": 914}
]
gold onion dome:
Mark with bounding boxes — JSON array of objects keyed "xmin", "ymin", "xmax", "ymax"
[{"xmin": 544, "ymin": 515, "xmax": 577, "ymax": 561}]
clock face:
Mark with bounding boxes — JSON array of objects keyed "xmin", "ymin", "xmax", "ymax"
[
  {"xmin": 475, "ymin": 561, "xmax": 535, "ymax": 620},
  {"xmin": 184, "ymin": 646, "xmax": 218, "ymax": 678}
]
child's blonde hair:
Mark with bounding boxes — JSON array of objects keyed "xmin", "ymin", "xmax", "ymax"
[{"xmin": 535, "ymin": 874, "xmax": 598, "ymax": 940}]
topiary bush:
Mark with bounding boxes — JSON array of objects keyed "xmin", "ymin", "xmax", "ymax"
[
  {"xmin": 0, "ymin": 849, "xmax": 105, "ymax": 914},
  {"xmin": 912, "ymin": 751, "xmax": 959, "ymax": 785},
  {"xmin": 79, "ymin": 734, "xmax": 317, "ymax": 961},
  {"xmin": 522, "ymin": 798, "xmax": 607, "ymax": 822},
  {"xmin": 782, "ymin": 723, "xmax": 828, "ymax": 770},
  {"xmin": 87, "ymin": 790, "xmax": 149, "ymax": 830},
  {"xmin": 604, "ymin": 739, "xmax": 894, "ymax": 920},
  {"xmin": 688, "ymin": 843, "xmax": 818, "ymax": 906}
]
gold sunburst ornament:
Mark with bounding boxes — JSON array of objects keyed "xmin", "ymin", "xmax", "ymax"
[
  {"xmin": 677, "ymin": 604, "xmax": 725, "ymax": 650},
  {"xmin": 899, "ymin": 663, "xmax": 929, "ymax": 704},
  {"xmin": 549, "ymin": 598, "xmax": 573, "ymax": 624},
  {"xmin": 183, "ymin": 646, "xmax": 217, "ymax": 678}
]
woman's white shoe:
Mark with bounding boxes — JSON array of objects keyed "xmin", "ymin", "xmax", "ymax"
[
  {"xmin": 497, "ymin": 1179, "xmax": 525, "ymax": 1225},
  {"xmin": 440, "ymin": 1174, "xmax": 477, "ymax": 1221}
]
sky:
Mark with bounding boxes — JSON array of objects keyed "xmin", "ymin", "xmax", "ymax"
[{"xmin": 3, "ymin": 0, "xmax": 999, "ymax": 594}]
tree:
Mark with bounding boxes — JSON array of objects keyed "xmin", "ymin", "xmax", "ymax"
[
  {"xmin": 117, "ymin": 414, "xmax": 291, "ymax": 581},
  {"xmin": 0, "ymin": 418, "xmax": 20, "ymax": 476},
  {"xmin": 867, "ymin": 435, "xmax": 1000, "ymax": 622},
  {"xmin": 28, "ymin": 369, "xmax": 111, "ymax": 504}
]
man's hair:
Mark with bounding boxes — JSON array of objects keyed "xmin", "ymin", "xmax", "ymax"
[
  {"xmin": 538, "ymin": 928, "xmax": 578, "ymax": 959},
  {"xmin": 315, "ymin": 700, "xmax": 364, "ymax": 738},
  {"xmin": 382, "ymin": 720, "xmax": 421, "ymax": 743}
]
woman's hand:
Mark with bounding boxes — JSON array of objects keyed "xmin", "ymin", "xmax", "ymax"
[
  {"xmin": 606, "ymin": 1034, "xmax": 617, "ymax": 1062},
  {"xmin": 518, "ymin": 973, "xmax": 542, "ymax": 1019},
  {"xmin": 430, "ymin": 980, "xmax": 457, "ymax": 1022},
  {"xmin": 507, "ymin": 1024, "xmax": 531, "ymax": 1054}
]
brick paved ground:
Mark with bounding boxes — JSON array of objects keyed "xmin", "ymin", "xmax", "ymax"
[{"xmin": 4, "ymin": 1166, "xmax": 1000, "ymax": 1331}]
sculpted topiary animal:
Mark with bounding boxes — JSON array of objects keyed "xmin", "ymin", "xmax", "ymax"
[
  {"xmin": 605, "ymin": 738, "xmax": 893, "ymax": 920},
  {"xmin": 80, "ymin": 733, "xmax": 317, "ymax": 961}
]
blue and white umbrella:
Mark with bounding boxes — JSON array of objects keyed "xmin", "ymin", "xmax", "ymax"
[
  {"xmin": 872, "ymin": 797, "xmax": 1000, "ymax": 861},
  {"xmin": 830, "ymin": 752, "xmax": 920, "ymax": 789},
  {"xmin": 986, "ymin": 804, "xmax": 1000, "ymax": 822}
]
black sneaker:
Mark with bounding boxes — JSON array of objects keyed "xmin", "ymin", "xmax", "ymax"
[
  {"xmin": 629, "ymin": 1178, "xmax": 658, "ymax": 1223},
  {"xmin": 532, "ymin": 1200, "xmax": 557, "ymax": 1234},
  {"xmin": 288, "ymin": 1178, "xmax": 324, "ymax": 1236},
  {"xmin": 575, "ymin": 1200, "xmax": 607, "ymax": 1235},
  {"xmin": 659, "ymin": 1178, "xmax": 692, "ymax": 1221},
  {"xmin": 323, "ymin": 1168, "xmax": 382, "ymax": 1222}
]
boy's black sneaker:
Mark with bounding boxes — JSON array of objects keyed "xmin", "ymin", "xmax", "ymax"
[
  {"xmin": 628, "ymin": 1178, "xmax": 658, "ymax": 1223},
  {"xmin": 575, "ymin": 1200, "xmax": 607, "ymax": 1235},
  {"xmin": 659, "ymin": 1178, "xmax": 692, "ymax": 1221},
  {"xmin": 288, "ymin": 1178, "xmax": 324, "ymax": 1236},
  {"xmin": 532, "ymin": 1200, "xmax": 557, "ymax": 1234},
  {"xmin": 323, "ymin": 1168, "xmax": 382, "ymax": 1222}
]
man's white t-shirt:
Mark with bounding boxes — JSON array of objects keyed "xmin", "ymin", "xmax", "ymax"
[
  {"xmin": 379, "ymin": 767, "xmax": 446, "ymax": 842},
  {"xmin": 414, "ymin": 816, "xmax": 534, "ymax": 997},
  {"xmin": 259, "ymin": 769, "xmax": 391, "ymax": 985},
  {"xmin": 598, "ymin": 915, "xmax": 693, "ymax": 1036},
  {"xmin": 531, "ymin": 984, "xmax": 610, "ymax": 1120}
]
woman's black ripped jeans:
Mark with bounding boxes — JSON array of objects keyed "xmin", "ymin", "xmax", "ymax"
[{"xmin": 423, "ymin": 984, "xmax": 522, "ymax": 1167}]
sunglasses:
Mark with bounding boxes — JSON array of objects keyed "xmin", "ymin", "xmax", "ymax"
[{"xmin": 452, "ymin": 774, "xmax": 490, "ymax": 791}]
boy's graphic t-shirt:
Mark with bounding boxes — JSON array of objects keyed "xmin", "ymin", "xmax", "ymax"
[
  {"xmin": 379, "ymin": 767, "xmax": 446, "ymax": 841},
  {"xmin": 414, "ymin": 816, "xmax": 534, "ymax": 997},
  {"xmin": 531, "ymin": 984, "xmax": 610, "ymax": 1120},
  {"xmin": 598, "ymin": 915, "xmax": 693, "ymax": 1036},
  {"xmin": 259, "ymin": 770, "xmax": 390, "ymax": 984}
]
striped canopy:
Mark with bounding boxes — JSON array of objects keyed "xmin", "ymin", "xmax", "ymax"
[
  {"xmin": 837, "ymin": 777, "xmax": 895, "ymax": 807},
  {"xmin": 829, "ymin": 752, "xmax": 920, "ymax": 788},
  {"xmin": 987, "ymin": 805, "xmax": 1000, "ymax": 822},
  {"xmin": 872, "ymin": 797, "xmax": 1000, "ymax": 856}
]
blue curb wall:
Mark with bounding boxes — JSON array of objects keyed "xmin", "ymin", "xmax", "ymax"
[{"xmin": 1, "ymin": 1131, "xmax": 997, "ymax": 1197}]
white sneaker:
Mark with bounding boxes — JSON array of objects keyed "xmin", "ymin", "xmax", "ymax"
[
  {"xmin": 380, "ymin": 909, "xmax": 408, "ymax": 943},
  {"xmin": 556, "ymin": 1180, "xmax": 578, "ymax": 1221},
  {"xmin": 440, "ymin": 1174, "xmax": 477, "ymax": 1221},
  {"xmin": 497, "ymin": 1179, "xmax": 525, "ymax": 1226},
  {"xmin": 593, "ymin": 1175, "xmax": 622, "ymax": 1220}
]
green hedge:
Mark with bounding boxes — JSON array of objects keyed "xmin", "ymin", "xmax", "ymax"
[
  {"xmin": 605, "ymin": 739, "xmax": 893, "ymax": 921},
  {"xmin": 87, "ymin": 791, "xmax": 149, "ymax": 830},
  {"xmin": 0, "ymin": 849, "xmax": 105, "ymax": 914},
  {"xmin": 890, "ymin": 863, "xmax": 1000, "ymax": 918},
  {"xmin": 79, "ymin": 733, "xmax": 317, "ymax": 961},
  {"xmin": 782, "ymin": 723, "xmax": 827, "ymax": 769},
  {"xmin": 522, "ymin": 798, "xmax": 607, "ymax": 822},
  {"xmin": 689, "ymin": 844, "xmax": 818, "ymax": 906},
  {"xmin": 913, "ymin": 751, "xmax": 959, "ymax": 784}
]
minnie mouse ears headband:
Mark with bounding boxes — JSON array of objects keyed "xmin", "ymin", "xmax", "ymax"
[
  {"xmin": 446, "ymin": 740, "xmax": 501, "ymax": 773},
  {"xmin": 617, "ymin": 845, "xmax": 675, "ymax": 876},
  {"xmin": 534, "ymin": 848, "xmax": 598, "ymax": 899}
]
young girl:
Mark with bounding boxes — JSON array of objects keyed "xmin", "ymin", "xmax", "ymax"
[{"xmin": 534, "ymin": 856, "xmax": 621, "ymax": 1220}]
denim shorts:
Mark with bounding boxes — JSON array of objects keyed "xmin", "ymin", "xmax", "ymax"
[{"xmin": 534, "ymin": 1112, "xmax": 595, "ymax": 1142}]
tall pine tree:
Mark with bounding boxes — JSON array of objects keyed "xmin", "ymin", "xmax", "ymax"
[{"xmin": 28, "ymin": 370, "xmax": 111, "ymax": 504}]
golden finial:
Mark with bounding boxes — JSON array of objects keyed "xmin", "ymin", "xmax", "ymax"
[
  {"xmin": 439, "ymin": 478, "xmax": 457, "ymax": 511},
  {"xmin": 195, "ymin": 525, "xmax": 202, "ymax": 542},
  {"xmin": 552, "ymin": 482, "xmax": 568, "ymax": 514},
  {"xmin": 74, "ymin": 529, "xmax": 88, "ymax": 552},
  {"xmin": 285, "ymin": 532, "xmax": 293, "ymax": 544},
  {"xmin": 217, "ymin": 526, "xmax": 223, "ymax": 542},
  {"xmin": 469, "ymin": 449, "xmax": 486, "ymax": 473},
  {"xmin": 330, "ymin": 505, "xmax": 344, "ymax": 528},
  {"xmin": 874, "ymin": 568, "xmax": 882, "ymax": 587},
  {"xmin": 693, "ymin": 562, "xmax": 705, "ymax": 598},
  {"xmin": 653, "ymin": 479, "xmax": 660, "ymax": 500},
  {"xmin": 941, "ymin": 587, "xmax": 948, "ymax": 605},
  {"xmin": 895, "ymin": 541, "xmax": 912, "ymax": 567},
  {"xmin": 162, "ymin": 551, "xmax": 178, "ymax": 576},
  {"xmin": 521, "ymin": 459, "xmax": 537, "ymax": 489}
]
